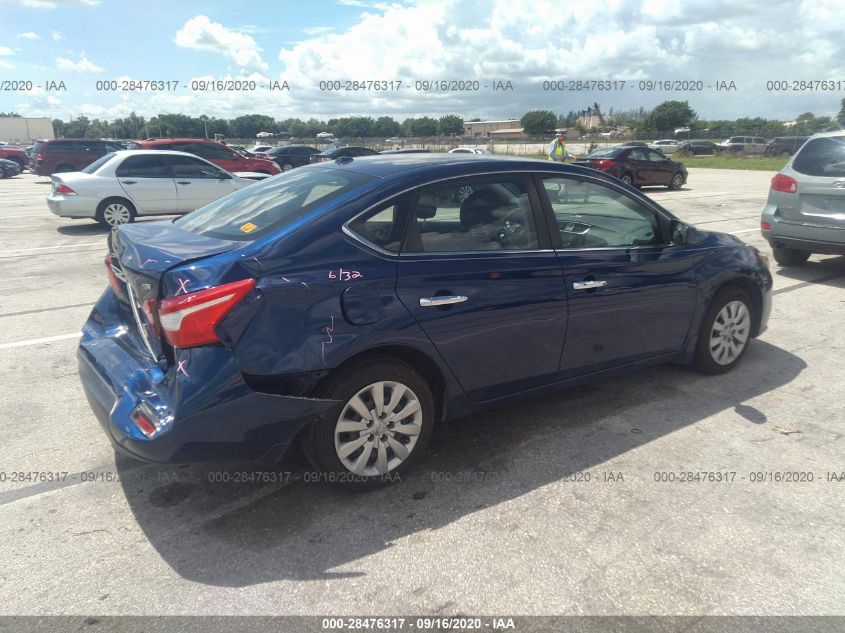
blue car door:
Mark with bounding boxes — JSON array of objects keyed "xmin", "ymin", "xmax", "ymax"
[
  {"xmin": 535, "ymin": 174, "xmax": 703, "ymax": 379},
  {"xmin": 395, "ymin": 174, "xmax": 567, "ymax": 402}
]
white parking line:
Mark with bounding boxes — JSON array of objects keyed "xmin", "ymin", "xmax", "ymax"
[
  {"xmin": 729, "ymin": 228, "xmax": 760, "ymax": 234},
  {"xmin": 0, "ymin": 332, "xmax": 80, "ymax": 350},
  {"xmin": 0, "ymin": 242, "xmax": 104, "ymax": 256}
]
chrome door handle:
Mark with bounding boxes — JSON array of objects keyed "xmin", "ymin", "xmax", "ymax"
[
  {"xmin": 573, "ymin": 280, "xmax": 607, "ymax": 290},
  {"xmin": 420, "ymin": 295, "xmax": 468, "ymax": 307}
]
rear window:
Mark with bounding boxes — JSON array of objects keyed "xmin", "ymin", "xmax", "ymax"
[
  {"xmin": 587, "ymin": 148, "xmax": 623, "ymax": 158},
  {"xmin": 792, "ymin": 137, "xmax": 845, "ymax": 178},
  {"xmin": 81, "ymin": 153, "xmax": 116, "ymax": 173},
  {"xmin": 176, "ymin": 167, "xmax": 376, "ymax": 240}
]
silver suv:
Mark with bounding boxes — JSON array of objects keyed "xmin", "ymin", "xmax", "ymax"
[
  {"xmin": 720, "ymin": 136, "xmax": 768, "ymax": 155},
  {"xmin": 761, "ymin": 131, "xmax": 845, "ymax": 266}
]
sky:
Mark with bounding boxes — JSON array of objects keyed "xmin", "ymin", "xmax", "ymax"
[{"xmin": 0, "ymin": 0, "xmax": 843, "ymax": 123}]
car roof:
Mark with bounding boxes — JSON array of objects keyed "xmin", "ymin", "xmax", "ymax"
[
  {"xmin": 141, "ymin": 138, "xmax": 220, "ymax": 144},
  {"xmin": 109, "ymin": 149, "xmax": 217, "ymax": 158},
  {"xmin": 311, "ymin": 153, "xmax": 613, "ymax": 180},
  {"xmin": 808, "ymin": 130, "xmax": 845, "ymax": 139}
]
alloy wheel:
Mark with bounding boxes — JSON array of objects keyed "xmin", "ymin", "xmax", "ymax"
[
  {"xmin": 709, "ymin": 300, "xmax": 750, "ymax": 365},
  {"xmin": 334, "ymin": 380, "xmax": 423, "ymax": 476},
  {"xmin": 282, "ymin": 163, "xmax": 294, "ymax": 171},
  {"xmin": 672, "ymin": 173, "xmax": 683, "ymax": 189}
]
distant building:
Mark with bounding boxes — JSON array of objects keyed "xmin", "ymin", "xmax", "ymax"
[
  {"xmin": 0, "ymin": 117, "xmax": 54, "ymax": 143},
  {"xmin": 464, "ymin": 119, "xmax": 522, "ymax": 137}
]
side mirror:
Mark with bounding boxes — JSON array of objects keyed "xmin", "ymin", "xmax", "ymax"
[{"xmin": 671, "ymin": 219, "xmax": 695, "ymax": 245}]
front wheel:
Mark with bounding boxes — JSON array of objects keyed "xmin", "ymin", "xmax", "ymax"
[
  {"xmin": 302, "ymin": 359, "xmax": 435, "ymax": 488},
  {"xmin": 772, "ymin": 245, "xmax": 810, "ymax": 267},
  {"xmin": 668, "ymin": 172, "xmax": 684, "ymax": 190},
  {"xmin": 692, "ymin": 288, "xmax": 753, "ymax": 374},
  {"xmin": 281, "ymin": 163, "xmax": 294, "ymax": 172}
]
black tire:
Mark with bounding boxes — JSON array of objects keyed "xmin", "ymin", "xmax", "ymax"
[
  {"xmin": 95, "ymin": 197, "xmax": 136, "ymax": 228},
  {"xmin": 668, "ymin": 172, "xmax": 684, "ymax": 190},
  {"xmin": 301, "ymin": 357, "xmax": 435, "ymax": 489},
  {"xmin": 55, "ymin": 163, "xmax": 76, "ymax": 173},
  {"xmin": 280, "ymin": 162, "xmax": 294, "ymax": 172},
  {"xmin": 692, "ymin": 287, "xmax": 754, "ymax": 374},
  {"xmin": 619, "ymin": 173, "xmax": 633, "ymax": 186},
  {"xmin": 771, "ymin": 246, "xmax": 810, "ymax": 267}
]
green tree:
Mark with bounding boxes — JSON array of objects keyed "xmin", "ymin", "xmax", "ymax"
[
  {"xmin": 0, "ymin": 112, "xmax": 22, "ymax": 117},
  {"xmin": 520, "ymin": 110, "xmax": 557, "ymax": 135},
  {"xmin": 408, "ymin": 116, "xmax": 437, "ymax": 137},
  {"xmin": 229, "ymin": 114, "xmax": 276, "ymax": 139},
  {"xmin": 372, "ymin": 116, "xmax": 401, "ymax": 137},
  {"xmin": 647, "ymin": 100, "xmax": 696, "ymax": 133},
  {"xmin": 437, "ymin": 114, "xmax": 464, "ymax": 136}
]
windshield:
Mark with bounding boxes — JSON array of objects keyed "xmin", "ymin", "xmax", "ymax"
[
  {"xmin": 82, "ymin": 153, "xmax": 116, "ymax": 174},
  {"xmin": 176, "ymin": 167, "xmax": 376, "ymax": 240}
]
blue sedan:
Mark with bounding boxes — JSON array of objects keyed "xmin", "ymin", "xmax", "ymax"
[{"xmin": 79, "ymin": 154, "xmax": 772, "ymax": 486}]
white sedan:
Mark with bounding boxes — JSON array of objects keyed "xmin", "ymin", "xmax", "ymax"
[
  {"xmin": 448, "ymin": 147, "xmax": 490, "ymax": 154},
  {"xmin": 47, "ymin": 150, "xmax": 258, "ymax": 228},
  {"xmin": 648, "ymin": 139, "xmax": 679, "ymax": 154}
]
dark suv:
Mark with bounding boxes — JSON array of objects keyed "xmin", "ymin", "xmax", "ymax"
[
  {"xmin": 31, "ymin": 139, "xmax": 124, "ymax": 176},
  {"xmin": 765, "ymin": 136, "xmax": 810, "ymax": 157}
]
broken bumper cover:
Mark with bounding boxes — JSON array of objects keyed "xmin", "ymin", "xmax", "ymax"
[{"xmin": 78, "ymin": 291, "xmax": 337, "ymax": 464}]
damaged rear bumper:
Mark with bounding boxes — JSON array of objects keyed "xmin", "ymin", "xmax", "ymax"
[{"xmin": 78, "ymin": 289, "xmax": 337, "ymax": 464}]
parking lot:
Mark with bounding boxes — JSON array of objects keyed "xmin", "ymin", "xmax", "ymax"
[{"xmin": 1, "ymin": 169, "xmax": 843, "ymax": 616}]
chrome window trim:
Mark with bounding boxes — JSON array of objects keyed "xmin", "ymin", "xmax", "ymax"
[{"xmin": 341, "ymin": 168, "xmax": 675, "ymax": 257}]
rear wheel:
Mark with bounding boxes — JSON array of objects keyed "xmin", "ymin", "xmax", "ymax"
[
  {"xmin": 668, "ymin": 172, "xmax": 684, "ymax": 190},
  {"xmin": 281, "ymin": 162, "xmax": 294, "ymax": 172},
  {"xmin": 96, "ymin": 198, "xmax": 136, "ymax": 228},
  {"xmin": 301, "ymin": 358, "xmax": 434, "ymax": 488},
  {"xmin": 693, "ymin": 287, "xmax": 753, "ymax": 374},
  {"xmin": 772, "ymin": 246, "xmax": 810, "ymax": 267},
  {"xmin": 620, "ymin": 173, "xmax": 633, "ymax": 186}
]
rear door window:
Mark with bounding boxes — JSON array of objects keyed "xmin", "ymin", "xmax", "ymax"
[
  {"xmin": 48, "ymin": 141, "xmax": 75, "ymax": 154},
  {"xmin": 116, "ymin": 155, "xmax": 169, "ymax": 178},
  {"xmin": 792, "ymin": 137, "xmax": 845, "ymax": 177},
  {"xmin": 404, "ymin": 177, "xmax": 539, "ymax": 252},
  {"xmin": 176, "ymin": 168, "xmax": 375, "ymax": 240}
]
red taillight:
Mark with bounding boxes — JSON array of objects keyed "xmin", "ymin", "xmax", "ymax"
[
  {"xmin": 595, "ymin": 159, "xmax": 618, "ymax": 169},
  {"xmin": 142, "ymin": 298, "xmax": 160, "ymax": 335},
  {"xmin": 761, "ymin": 222, "xmax": 772, "ymax": 231},
  {"xmin": 158, "ymin": 278, "xmax": 256, "ymax": 348},
  {"xmin": 771, "ymin": 173, "xmax": 797, "ymax": 193},
  {"xmin": 55, "ymin": 182, "xmax": 77, "ymax": 195},
  {"xmin": 36, "ymin": 152, "xmax": 44, "ymax": 162},
  {"xmin": 104, "ymin": 255, "xmax": 125, "ymax": 299},
  {"xmin": 131, "ymin": 409, "xmax": 157, "ymax": 437}
]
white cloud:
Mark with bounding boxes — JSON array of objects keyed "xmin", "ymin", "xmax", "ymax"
[
  {"xmin": 0, "ymin": 46, "xmax": 13, "ymax": 56},
  {"xmin": 18, "ymin": 32, "xmax": 41, "ymax": 40},
  {"xmin": 51, "ymin": 30, "xmax": 63, "ymax": 42},
  {"xmin": 21, "ymin": 0, "xmax": 99, "ymax": 8},
  {"xmin": 302, "ymin": 26, "xmax": 335, "ymax": 37},
  {"xmin": 174, "ymin": 15, "xmax": 268, "ymax": 71},
  {"xmin": 0, "ymin": 60, "xmax": 12, "ymax": 69},
  {"xmin": 55, "ymin": 55, "xmax": 104, "ymax": 73}
]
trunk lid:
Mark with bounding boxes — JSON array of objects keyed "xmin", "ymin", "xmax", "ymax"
[{"xmin": 107, "ymin": 221, "xmax": 245, "ymax": 362}]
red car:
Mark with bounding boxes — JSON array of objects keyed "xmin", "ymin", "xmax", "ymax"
[
  {"xmin": 0, "ymin": 146, "xmax": 28, "ymax": 172},
  {"xmin": 133, "ymin": 138, "xmax": 281, "ymax": 175}
]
